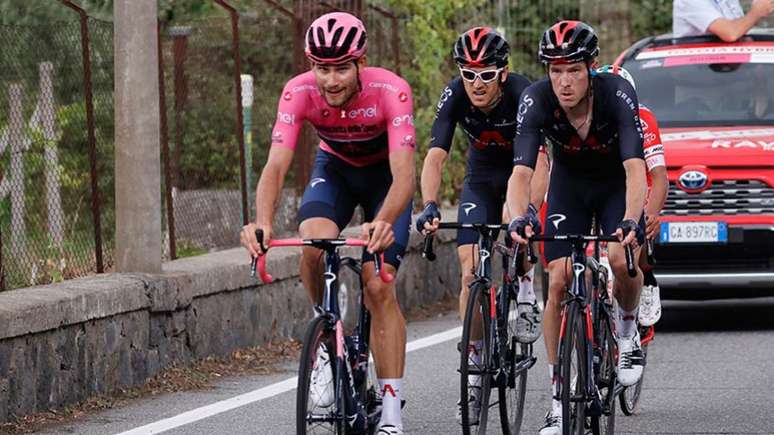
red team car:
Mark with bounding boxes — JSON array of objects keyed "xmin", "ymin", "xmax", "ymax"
[{"xmin": 617, "ymin": 29, "xmax": 774, "ymax": 293}]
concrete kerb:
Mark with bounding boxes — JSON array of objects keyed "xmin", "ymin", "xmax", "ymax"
[{"xmin": 0, "ymin": 208, "xmax": 464, "ymax": 421}]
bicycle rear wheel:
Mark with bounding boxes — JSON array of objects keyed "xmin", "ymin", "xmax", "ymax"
[
  {"xmin": 460, "ymin": 283, "xmax": 492, "ymax": 435},
  {"xmin": 590, "ymin": 314, "xmax": 616, "ymax": 435},
  {"xmin": 559, "ymin": 302, "xmax": 587, "ymax": 435},
  {"xmin": 297, "ymin": 316, "xmax": 342, "ymax": 435},
  {"xmin": 498, "ymin": 284, "xmax": 528, "ymax": 435},
  {"xmin": 620, "ymin": 326, "xmax": 650, "ymax": 416}
]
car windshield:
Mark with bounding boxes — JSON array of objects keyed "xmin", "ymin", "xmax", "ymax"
[{"xmin": 623, "ymin": 45, "xmax": 774, "ymax": 127}]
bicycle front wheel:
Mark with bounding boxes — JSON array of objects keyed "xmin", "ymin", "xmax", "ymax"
[
  {"xmin": 297, "ymin": 315, "xmax": 342, "ymax": 435},
  {"xmin": 498, "ymin": 284, "xmax": 527, "ymax": 435},
  {"xmin": 460, "ymin": 283, "xmax": 492, "ymax": 435},
  {"xmin": 590, "ymin": 313, "xmax": 616, "ymax": 435},
  {"xmin": 559, "ymin": 302, "xmax": 587, "ymax": 435}
]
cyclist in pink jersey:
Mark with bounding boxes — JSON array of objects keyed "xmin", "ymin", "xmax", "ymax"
[{"xmin": 240, "ymin": 12, "xmax": 414, "ymax": 435}]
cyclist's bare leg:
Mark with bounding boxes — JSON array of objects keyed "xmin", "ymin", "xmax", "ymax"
[
  {"xmin": 608, "ymin": 243, "xmax": 643, "ymax": 311},
  {"xmin": 299, "ymin": 217, "xmax": 340, "ymax": 305},
  {"xmin": 458, "ymin": 244, "xmax": 482, "ymax": 340},
  {"xmin": 362, "ymin": 262, "xmax": 406, "ymax": 378},
  {"xmin": 545, "ymin": 258, "xmax": 573, "ymax": 364}
]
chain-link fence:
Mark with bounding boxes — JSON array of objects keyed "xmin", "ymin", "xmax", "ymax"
[{"xmin": 0, "ymin": 17, "xmax": 114, "ymax": 290}]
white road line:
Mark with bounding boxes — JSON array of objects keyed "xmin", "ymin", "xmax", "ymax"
[{"xmin": 116, "ymin": 326, "xmax": 462, "ymax": 435}]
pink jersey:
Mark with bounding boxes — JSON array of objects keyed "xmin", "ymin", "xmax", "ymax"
[
  {"xmin": 639, "ymin": 105, "xmax": 665, "ymax": 187},
  {"xmin": 270, "ymin": 67, "xmax": 416, "ymax": 167}
]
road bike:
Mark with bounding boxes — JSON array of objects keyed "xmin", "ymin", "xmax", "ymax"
[
  {"xmin": 423, "ymin": 223, "xmax": 537, "ymax": 435},
  {"xmin": 253, "ymin": 231, "xmax": 393, "ymax": 434}
]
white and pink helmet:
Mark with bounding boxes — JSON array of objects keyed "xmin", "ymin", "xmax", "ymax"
[{"xmin": 305, "ymin": 12, "xmax": 367, "ymax": 63}]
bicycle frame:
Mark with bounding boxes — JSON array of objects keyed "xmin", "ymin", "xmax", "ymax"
[{"xmin": 253, "ymin": 236, "xmax": 391, "ymax": 432}]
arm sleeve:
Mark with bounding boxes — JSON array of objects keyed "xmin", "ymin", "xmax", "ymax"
[
  {"xmin": 639, "ymin": 108, "xmax": 666, "ymax": 171},
  {"xmin": 428, "ymin": 82, "xmax": 461, "ymax": 152},
  {"xmin": 513, "ymin": 86, "xmax": 545, "ymax": 169},
  {"xmin": 673, "ymin": 0, "xmax": 723, "ymax": 35},
  {"xmin": 611, "ymin": 80, "xmax": 645, "ymax": 162},
  {"xmin": 269, "ymin": 78, "xmax": 308, "ymax": 150},
  {"xmin": 384, "ymin": 77, "xmax": 417, "ymax": 152}
]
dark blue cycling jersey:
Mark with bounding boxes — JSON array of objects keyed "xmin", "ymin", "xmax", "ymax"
[
  {"xmin": 514, "ymin": 73, "xmax": 646, "ymax": 262},
  {"xmin": 430, "ymin": 73, "xmax": 531, "ymax": 182},
  {"xmin": 514, "ymin": 73, "xmax": 644, "ymax": 179}
]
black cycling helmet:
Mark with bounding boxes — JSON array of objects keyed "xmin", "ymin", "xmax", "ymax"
[
  {"xmin": 538, "ymin": 20, "xmax": 599, "ymax": 64},
  {"xmin": 453, "ymin": 27, "xmax": 510, "ymax": 68}
]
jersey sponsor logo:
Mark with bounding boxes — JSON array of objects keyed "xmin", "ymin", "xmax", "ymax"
[
  {"xmin": 271, "ymin": 131, "xmax": 283, "ymax": 144},
  {"xmin": 711, "ymin": 139, "xmax": 774, "ymax": 151},
  {"xmin": 392, "ymin": 114, "xmax": 414, "ymax": 127},
  {"xmin": 615, "ymin": 89, "xmax": 637, "ymax": 112},
  {"xmin": 310, "ymin": 177, "xmax": 326, "ymax": 188},
  {"xmin": 461, "ymin": 202, "xmax": 477, "ymax": 216},
  {"xmin": 644, "ymin": 144, "xmax": 664, "ymax": 157},
  {"xmin": 291, "ymin": 84, "xmax": 316, "ymax": 94},
  {"xmin": 662, "ymin": 128, "xmax": 774, "ymax": 142},
  {"xmin": 277, "ymin": 111, "xmax": 295, "ymax": 125},
  {"xmin": 368, "ymin": 82, "xmax": 399, "ymax": 93},
  {"xmin": 643, "ymin": 132, "xmax": 658, "ymax": 146},
  {"xmin": 348, "ymin": 105, "xmax": 377, "ymax": 119},
  {"xmin": 401, "ymin": 134, "xmax": 416, "ymax": 148},
  {"xmin": 473, "ymin": 130, "xmax": 509, "ymax": 150},
  {"xmin": 283, "ymin": 91, "xmax": 292, "ymax": 101},
  {"xmin": 399, "ymin": 92, "xmax": 409, "ymax": 102},
  {"xmin": 435, "ymin": 86, "xmax": 453, "ymax": 113},
  {"xmin": 516, "ymin": 94, "xmax": 535, "ymax": 128},
  {"xmin": 547, "ymin": 213, "xmax": 566, "ymax": 230},
  {"xmin": 640, "ymin": 117, "xmax": 650, "ymax": 131}
]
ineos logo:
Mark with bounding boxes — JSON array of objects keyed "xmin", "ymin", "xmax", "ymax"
[{"xmin": 517, "ymin": 94, "xmax": 534, "ymax": 124}]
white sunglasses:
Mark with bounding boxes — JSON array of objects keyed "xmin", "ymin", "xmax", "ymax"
[{"xmin": 459, "ymin": 67, "xmax": 503, "ymax": 83}]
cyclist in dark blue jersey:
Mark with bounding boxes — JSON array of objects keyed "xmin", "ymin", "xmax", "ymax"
[
  {"xmin": 414, "ymin": 27, "xmax": 549, "ymax": 425},
  {"xmin": 505, "ymin": 21, "xmax": 648, "ymax": 435}
]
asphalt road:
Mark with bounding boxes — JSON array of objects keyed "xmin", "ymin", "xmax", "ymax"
[{"xmin": 43, "ymin": 296, "xmax": 774, "ymax": 435}]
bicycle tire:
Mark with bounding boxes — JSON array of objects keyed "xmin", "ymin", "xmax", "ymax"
[
  {"xmin": 620, "ymin": 341, "xmax": 648, "ymax": 416},
  {"xmin": 460, "ymin": 283, "xmax": 492, "ymax": 435},
  {"xmin": 590, "ymin": 314, "xmax": 616, "ymax": 435},
  {"xmin": 559, "ymin": 302, "xmax": 587, "ymax": 435},
  {"xmin": 297, "ymin": 315, "xmax": 343, "ymax": 435},
  {"xmin": 498, "ymin": 284, "xmax": 528, "ymax": 435}
]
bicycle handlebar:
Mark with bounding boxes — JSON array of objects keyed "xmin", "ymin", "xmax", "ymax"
[
  {"xmin": 526, "ymin": 234, "xmax": 638, "ymax": 278},
  {"xmin": 251, "ymin": 230, "xmax": 394, "ymax": 284},
  {"xmin": 421, "ymin": 223, "xmax": 509, "ymax": 262}
]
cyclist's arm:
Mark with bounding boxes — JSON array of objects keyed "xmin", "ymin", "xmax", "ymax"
[
  {"xmin": 506, "ymin": 87, "xmax": 544, "ymax": 219},
  {"xmin": 420, "ymin": 83, "xmax": 459, "ymax": 205},
  {"xmin": 615, "ymin": 80, "xmax": 647, "ymax": 222},
  {"xmin": 376, "ymin": 78, "xmax": 416, "ymax": 223},
  {"xmin": 420, "ymin": 148, "xmax": 448, "ymax": 205},
  {"xmin": 256, "ymin": 78, "xmax": 307, "ymax": 226},
  {"xmin": 623, "ymin": 159, "xmax": 647, "ymax": 222},
  {"xmin": 255, "ymin": 147, "xmax": 294, "ymax": 227},
  {"xmin": 529, "ymin": 148, "xmax": 549, "ymax": 210},
  {"xmin": 640, "ymin": 108, "xmax": 668, "ymax": 217}
]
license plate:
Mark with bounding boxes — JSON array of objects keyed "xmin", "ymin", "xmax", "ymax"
[{"xmin": 660, "ymin": 222, "xmax": 727, "ymax": 243}]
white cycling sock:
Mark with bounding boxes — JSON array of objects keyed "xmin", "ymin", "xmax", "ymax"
[
  {"xmin": 378, "ymin": 378, "xmax": 402, "ymax": 429},
  {"xmin": 617, "ymin": 306, "xmax": 638, "ymax": 338},
  {"xmin": 468, "ymin": 340, "xmax": 483, "ymax": 389},
  {"xmin": 517, "ymin": 268, "xmax": 536, "ymax": 304}
]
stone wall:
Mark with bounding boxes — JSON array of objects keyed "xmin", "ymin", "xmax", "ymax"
[{"xmin": 0, "ymin": 210, "xmax": 461, "ymax": 421}]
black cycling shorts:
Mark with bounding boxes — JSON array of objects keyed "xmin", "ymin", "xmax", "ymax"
[
  {"xmin": 456, "ymin": 169, "xmax": 510, "ymax": 246},
  {"xmin": 298, "ymin": 149, "xmax": 412, "ymax": 269},
  {"xmin": 542, "ymin": 163, "xmax": 645, "ymax": 263}
]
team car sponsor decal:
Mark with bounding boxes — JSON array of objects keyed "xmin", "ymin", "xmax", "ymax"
[
  {"xmin": 661, "ymin": 128, "xmax": 774, "ymax": 142},
  {"xmin": 636, "ymin": 45, "xmax": 774, "ymax": 60}
]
